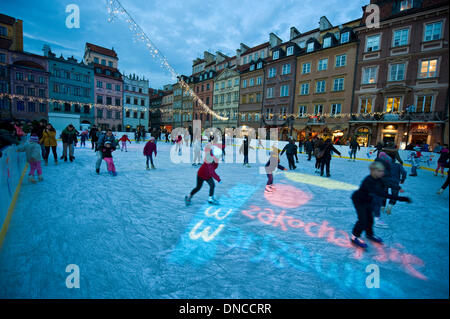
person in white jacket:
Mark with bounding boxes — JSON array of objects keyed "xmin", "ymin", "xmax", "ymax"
[
  {"xmin": 192, "ymin": 129, "xmax": 202, "ymax": 166},
  {"xmin": 16, "ymin": 134, "xmax": 43, "ymax": 183}
]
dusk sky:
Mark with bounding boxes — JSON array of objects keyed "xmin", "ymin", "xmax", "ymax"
[{"xmin": 1, "ymin": 0, "xmax": 368, "ymax": 88}]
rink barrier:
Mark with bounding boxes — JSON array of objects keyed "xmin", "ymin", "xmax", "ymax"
[{"xmin": 0, "ymin": 144, "xmax": 28, "ymax": 249}]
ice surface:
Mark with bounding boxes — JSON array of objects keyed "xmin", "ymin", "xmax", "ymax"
[{"xmin": 0, "ymin": 140, "xmax": 448, "ymax": 298}]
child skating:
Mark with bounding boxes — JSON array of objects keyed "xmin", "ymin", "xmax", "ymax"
[
  {"xmin": 143, "ymin": 137, "xmax": 157, "ymax": 170},
  {"xmin": 17, "ymin": 134, "xmax": 44, "ymax": 183},
  {"xmin": 385, "ymin": 159, "xmax": 407, "ymax": 215},
  {"xmin": 185, "ymin": 144, "xmax": 221, "ymax": 206},
  {"xmin": 118, "ymin": 134, "xmax": 132, "ymax": 152},
  {"xmin": 265, "ymin": 146, "xmax": 288, "ymax": 193},
  {"xmin": 435, "ymin": 144, "xmax": 449, "ymax": 177},
  {"xmin": 102, "ymin": 141, "xmax": 117, "ymax": 176},
  {"xmin": 350, "ymin": 161, "xmax": 411, "ymax": 249}
]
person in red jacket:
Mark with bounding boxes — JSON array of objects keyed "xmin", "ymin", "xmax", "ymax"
[
  {"xmin": 143, "ymin": 137, "xmax": 157, "ymax": 169},
  {"xmin": 118, "ymin": 134, "xmax": 132, "ymax": 152},
  {"xmin": 185, "ymin": 143, "xmax": 221, "ymax": 205}
]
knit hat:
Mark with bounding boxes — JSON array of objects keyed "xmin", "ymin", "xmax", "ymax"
[
  {"xmin": 150, "ymin": 136, "xmax": 155, "ymax": 141},
  {"xmin": 29, "ymin": 135, "xmax": 39, "ymax": 143},
  {"xmin": 105, "ymin": 141, "xmax": 112, "ymax": 146}
]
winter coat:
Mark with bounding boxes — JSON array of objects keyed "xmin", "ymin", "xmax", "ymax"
[
  {"xmin": 438, "ymin": 148, "xmax": 449, "ymax": 164},
  {"xmin": 17, "ymin": 142, "xmax": 41, "ymax": 163},
  {"xmin": 80, "ymin": 132, "xmax": 88, "ymax": 142},
  {"xmin": 119, "ymin": 135, "xmax": 131, "ymax": 143},
  {"xmin": 305, "ymin": 141, "xmax": 314, "ymax": 152},
  {"xmin": 102, "ymin": 147, "xmax": 115, "ymax": 159},
  {"xmin": 382, "ymin": 147, "xmax": 403, "ymax": 165},
  {"xmin": 350, "ymin": 140, "xmax": 360, "ymax": 150},
  {"xmin": 97, "ymin": 134, "xmax": 116, "ymax": 150},
  {"xmin": 198, "ymin": 161, "xmax": 220, "ymax": 182},
  {"xmin": 265, "ymin": 152, "xmax": 286, "ymax": 174},
  {"xmin": 240, "ymin": 138, "xmax": 250, "ymax": 155},
  {"xmin": 40, "ymin": 130, "xmax": 57, "ymax": 147},
  {"xmin": 390, "ymin": 162, "xmax": 407, "ymax": 185},
  {"xmin": 89, "ymin": 128, "xmax": 99, "ymax": 142},
  {"xmin": 352, "ymin": 175, "xmax": 403, "ymax": 204},
  {"xmin": 375, "ymin": 153, "xmax": 400, "ymax": 190},
  {"xmin": 280, "ymin": 142, "xmax": 297, "ymax": 155},
  {"xmin": 143, "ymin": 141, "xmax": 157, "ymax": 156},
  {"xmin": 61, "ymin": 128, "xmax": 78, "ymax": 144},
  {"xmin": 318, "ymin": 142, "xmax": 341, "ymax": 160}
]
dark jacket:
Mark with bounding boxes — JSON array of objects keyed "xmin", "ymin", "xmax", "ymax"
[
  {"xmin": 61, "ymin": 128, "xmax": 78, "ymax": 144},
  {"xmin": 305, "ymin": 141, "xmax": 314, "ymax": 152},
  {"xmin": 350, "ymin": 140, "xmax": 360, "ymax": 151},
  {"xmin": 352, "ymin": 175, "xmax": 404, "ymax": 203},
  {"xmin": 102, "ymin": 146, "xmax": 115, "ymax": 159},
  {"xmin": 438, "ymin": 148, "xmax": 449, "ymax": 163},
  {"xmin": 390, "ymin": 162, "xmax": 407, "ymax": 185},
  {"xmin": 382, "ymin": 147, "xmax": 403, "ymax": 165},
  {"xmin": 319, "ymin": 142, "xmax": 341, "ymax": 160},
  {"xmin": 280, "ymin": 142, "xmax": 298, "ymax": 156},
  {"xmin": 89, "ymin": 128, "xmax": 99, "ymax": 142},
  {"xmin": 97, "ymin": 133, "xmax": 117, "ymax": 151}
]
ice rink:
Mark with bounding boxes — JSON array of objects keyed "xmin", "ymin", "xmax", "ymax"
[{"xmin": 0, "ymin": 140, "xmax": 448, "ymax": 298}]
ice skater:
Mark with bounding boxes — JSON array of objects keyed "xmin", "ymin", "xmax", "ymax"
[
  {"xmin": 185, "ymin": 143, "xmax": 221, "ymax": 205},
  {"xmin": 143, "ymin": 137, "xmax": 157, "ymax": 170},
  {"xmin": 349, "ymin": 138, "xmax": 360, "ymax": 162},
  {"xmin": 95, "ymin": 129, "xmax": 116, "ymax": 174},
  {"xmin": 102, "ymin": 141, "xmax": 117, "ymax": 176},
  {"xmin": 265, "ymin": 146, "xmax": 288, "ymax": 193},
  {"xmin": 192, "ymin": 131, "xmax": 202, "ymax": 166},
  {"xmin": 40, "ymin": 123, "xmax": 58, "ymax": 166},
  {"xmin": 175, "ymin": 134, "xmax": 183, "ymax": 155},
  {"xmin": 435, "ymin": 144, "xmax": 449, "ymax": 177},
  {"xmin": 118, "ymin": 134, "xmax": 132, "ymax": 152},
  {"xmin": 409, "ymin": 146, "xmax": 422, "ymax": 176},
  {"xmin": 350, "ymin": 161, "xmax": 411, "ymax": 249},
  {"xmin": 280, "ymin": 138, "xmax": 298, "ymax": 170},
  {"xmin": 437, "ymin": 159, "xmax": 449, "ymax": 194},
  {"xmin": 239, "ymin": 135, "xmax": 253, "ymax": 167},
  {"xmin": 80, "ymin": 130, "xmax": 88, "ymax": 148},
  {"xmin": 17, "ymin": 134, "xmax": 44, "ymax": 183},
  {"xmin": 384, "ymin": 159, "xmax": 407, "ymax": 215}
]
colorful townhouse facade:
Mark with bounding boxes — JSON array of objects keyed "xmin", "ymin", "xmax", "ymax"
[
  {"xmin": 293, "ymin": 18, "xmax": 360, "ymax": 143},
  {"xmin": 44, "ymin": 45, "xmax": 95, "ymax": 129},
  {"xmin": 123, "ymin": 73, "xmax": 149, "ymax": 131},
  {"xmin": 148, "ymin": 88, "xmax": 165, "ymax": 131},
  {"xmin": 160, "ymin": 89, "xmax": 173, "ymax": 132},
  {"xmin": 84, "ymin": 43, "xmax": 123, "ymax": 131},
  {"xmin": 193, "ymin": 70, "xmax": 215, "ymax": 128},
  {"xmin": 212, "ymin": 68, "xmax": 240, "ymax": 130}
]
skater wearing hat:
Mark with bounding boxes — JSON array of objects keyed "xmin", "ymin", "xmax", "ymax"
[
  {"xmin": 143, "ymin": 137, "xmax": 157, "ymax": 170},
  {"xmin": 16, "ymin": 134, "xmax": 44, "ymax": 183},
  {"xmin": 102, "ymin": 141, "xmax": 117, "ymax": 176}
]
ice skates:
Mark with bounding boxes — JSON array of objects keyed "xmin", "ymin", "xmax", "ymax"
[{"xmin": 208, "ymin": 196, "xmax": 219, "ymax": 205}]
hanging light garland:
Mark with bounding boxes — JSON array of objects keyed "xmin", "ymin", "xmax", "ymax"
[{"xmin": 106, "ymin": 0, "xmax": 228, "ymax": 121}]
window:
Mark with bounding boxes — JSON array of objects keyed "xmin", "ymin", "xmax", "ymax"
[
  {"xmin": 273, "ymin": 51, "xmax": 279, "ymax": 60},
  {"xmin": 424, "ymin": 22, "xmax": 442, "ymax": 41},
  {"xmin": 28, "ymin": 102, "xmax": 36, "ymax": 112},
  {"xmin": 106, "ymin": 83, "xmax": 112, "ymax": 90},
  {"xmin": 115, "ymin": 84, "xmax": 121, "ymax": 91},
  {"xmin": 267, "ymin": 87, "xmax": 274, "ymax": 98},
  {"xmin": 84, "ymin": 105, "xmax": 90, "ymax": 114},
  {"xmin": 242, "ymin": 79, "xmax": 247, "ymax": 88},
  {"xmin": 363, "ymin": 67, "xmax": 377, "ymax": 84},
  {"xmin": 38, "ymin": 89, "xmax": 45, "ymax": 97},
  {"xmin": 94, "ymin": 57, "xmax": 99, "ymax": 63},
  {"xmin": 307, "ymin": 42, "xmax": 314, "ymax": 52},
  {"xmin": 393, "ymin": 29, "xmax": 409, "ymax": 47},
  {"xmin": 302, "ymin": 63, "xmax": 311, "ymax": 74},
  {"xmin": 323, "ymin": 37, "xmax": 331, "ymax": 48},
  {"xmin": 101, "ymin": 59, "xmax": 106, "ymax": 65},
  {"xmin": 257, "ymin": 62, "xmax": 262, "ymax": 69},
  {"xmin": 116, "ymin": 111, "xmax": 121, "ymax": 119},
  {"xmin": 298, "ymin": 105, "xmax": 307, "ymax": 118},
  {"xmin": 256, "ymin": 76, "xmax": 262, "ymax": 85},
  {"xmin": 419, "ymin": 59, "xmax": 437, "ymax": 78},
  {"xmin": 17, "ymin": 101, "xmax": 25, "ymax": 111},
  {"xmin": 108, "ymin": 61, "xmax": 113, "ymax": 67},
  {"xmin": 316, "ymin": 80, "xmax": 326, "ymax": 93},
  {"xmin": 39, "ymin": 103, "xmax": 46, "ymax": 113},
  {"xmin": 280, "ymin": 85, "xmax": 289, "ymax": 97},
  {"xmin": 331, "ymin": 104, "xmax": 341, "ymax": 116},
  {"xmin": 0, "ymin": 53, "xmax": 5, "ymax": 63},
  {"xmin": 250, "ymin": 64, "xmax": 255, "ymax": 71},
  {"xmin": 16, "ymin": 86, "xmax": 24, "ymax": 94},
  {"xmin": 221, "ymin": 82, "xmax": 225, "ymax": 89},
  {"xmin": 28, "ymin": 74, "xmax": 35, "ymax": 82},
  {"xmin": 416, "ymin": 95, "xmax": 433, "ymax": 113},
  {"xmin": 133, "ymin": 111, "xmax": 137, "ymax": 119},
  {"xmin": 207, "ymin": 83, "xmax": 210, "ymax": 90},
  {"xmin": 360, "ymin": 98, "xmax": 372, "ymax": 113},
  {"xmin": 335, "ymin": 54, "xmax": 346, "ymax": 67},
  {"xmin": 385, "ymin": 97, "xmax": 402, "ymax": 112},
  {"xmin": 333, "ymin": 78, "xmax": 344, "ymax": 91},
  {"xmin": 341, "ymin": 32, "xmax": 350, "ymax": 44},
  {"xmin": 318, "ymin": 58, "xmax": 328, "ymax": 71},
  {"xmin": 141, "ymin": 99, "xmax": 145, "ymax": 106},
  {"xmin": 0, "ymin": 26, "xmax": 7, "ymax": 36},
  {"xmin": 268, "ymin": 67, "xmax": 276, "ymax": 78},
  {"xmin": 249, "ymin": 78, "xmax": 255, "ymax": 86},
  {"xmin": 106, "ymin": 97, "xmax": 112, "ymax": 105},
  {"xmin": 314, "ymin": 104, "xmax": 323, "ymax": 115},
  {"xmin": 107, "ymin": 110, "xmax": 112, "ymax": 119},
  {"xmin": 27, "ymin": 88, "xmax": 35, "ymax": 96},
  {"xmin": 389, "ymin": 63, "xmax": 405, "ymax": 81},
  {"xmin": 16, "ymin": 72, "xmax": 23, "ymax": 81},
  {"xmin": 400, "ymin": 0, "xmax": 412, "ymax": 11},
  {"xmin": 74, "ymin": 104, "xmax": 80, "ymax": 113},
  {"xmin": 215, "ymin": 83, "xmax": 219, "ymax": 90},
  {"xmin": 39, "ymin": 77, "xmax": 45, "ymax": 84},
  {"xmin": 300, "ymin": 83, "xmax": 309, "ymax": 95},
  {"xmin": 256, "ymin": 93, "xmax": 261, "ymax": 102},
  {"xmin": 64, "ymin": 103, "xmax": 71, "ymax": 112},
  {"xmin": 140, "ymin": 112, "xmax": 145, "ymax": 119},
  {"xmin": 260, "ymin": 51, "xmax": 265, "ymax": 59},
  {"xmin": 97, "ymin": 95, "xmax": 103, "ymax": 104},
  {"xmin": 282, "ymin": 64, "xmax": 291, "ymax": 75},
  {"xmin": 366, "ymin": 34, "xmax": 380, "ymax": 52},
  {"xmin": 235, "ymin": 78, "xmax": 239, "ymax": 86},
  {"xmin": 115, "ymin": 98, "xmax": 121, "ymax": 106},
  {"xmin": 244, "ymin": 56, "xmax": 248, "ymax": 64},
  {"xmin": 287, "ymin": 46, "xmax": 294, "ymax": 56},
  {"xmin": 97, "ymin": 80, "xmax": 103, "ymax": 88},
  {"xmin": 126, "ymin": 97, "xmax": 131, "ymax": 104}
]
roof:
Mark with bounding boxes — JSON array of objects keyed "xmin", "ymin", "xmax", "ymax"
[
  {"xmin": 241, "ymin": 42, "xmax": 269, "ymax": 56},
  {"xmin": 291, "ymin": 27, "xmax": 320, "ymax": 40},
  {"xmin": 86, "ymin": 43, "xmax": 117, "ymax": 58},
  {"xmin": 0, "ymin": 14, "xmax": 16, "ymax": 25}
]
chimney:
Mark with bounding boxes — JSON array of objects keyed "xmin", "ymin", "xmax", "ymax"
[
  {"xmin": 269, "ymin": 32, "xmax": 282, "ymax": 48},
  {"xmin": 290, "ymin": 27, "xmax": 300, "ymax": 40},
  {"xmin": 42, "ymin": 44, "xmax": 51, "ymax": 57}
]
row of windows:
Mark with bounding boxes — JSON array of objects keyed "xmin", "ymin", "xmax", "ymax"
[
  {"xmin": 215, "ymin": 78, "xmax": 240, "ymax": 90},
  {"xmin": 52, "ymin": 83, "xmax": 90, "ymax": 97},
  {"xmin": 301, "ymin": 54, "xmax": 346, "ymax": 74},
  {"xmin": 242, "ymin": 50, "xmax": 266, "ymax": 64},
  {"xmin": 15, "ymin": 72, "xmax": 46, "ymax": 84},
  {"xmin": 14, "ymin": 101, "xmax": 47, "ymax": 113},
  {"xmin": 195, "ymin": 83, "xmax": 211, "ymax": 92},
  {"xmin": 52, "ymin": 102, "xmax": 90, "ymax": 114},
  {"xmin": 96, "ymin": 95, "xmax": 121, "ymax": 106},
  {"xmin": 362, "ymin": 58, "xmax": 438, "ymax": 84},
  {"xmin": 299, "ymin": 78, "xmax": 345, "ymax": 95},
  {"xmin": 240, "ymin": 113, "xmax": 260, "ymax": 122},
  {"xmin": 241, "ymin": 93, "xmax": 262, "ymax": 104},
  {"xmin": 96, "ymin": 81, "xmax": 121, "ymax": 91},
  {"xmin": 365, "ymin": 20, "xmax": 443, "ymax": 52},
  {"xmin": 51, "ymin": 68, "xmax": 90, "ymax": 83},
  {"xmin": 359, "ymin": 95, "xmax": 434, "ymax": 114},
  {"xmin": 96, "ymin": 109, "xmax": 121, "ymax": 119},
  {"xmin": 94, "ymin": 67, "xmax": 121, "ymax": 79},
  {"xmin": 242, "ymin": 76, "xmax": 262, "ymax": 88},
  {"xmin": 0, "ymin": 53, "xmax": 7, "ymax": 64},
  {"xmin": 125, "ymin": 110, "xmax": 146, "ymax": 119},
  {"xmin": 266, "ymin": 85, "xmax": 290, "ymax": 98},
  {"xmin": 15, "ymin": 86, "xmax": 46, "ymax": 97},
  {"xmin": 93, "ymin": 57, "xmax": 114, "ymax": 68},
  {"xmin": 124, "ymin": 85, "xmax": 144, "ymax": 93},
  {"xmin": 296, "ymin": 104, "xmax": 342, "ymax": 117},
  {"xmin": 125, "ymin": 96, "xmax": 146, "ymax": 106},
  {"xmin": 214, "ymin": 92, "xmax": 239, "ymax": 104}
]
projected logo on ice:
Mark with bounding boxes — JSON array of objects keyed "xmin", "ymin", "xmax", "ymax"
[{"xmin": 168, "ymin": 172, "xmax": 428, "ymax": 297}]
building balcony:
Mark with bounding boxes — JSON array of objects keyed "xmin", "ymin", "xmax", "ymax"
[{"xmin": 350, "ymin": 111, "xmax": 446, "ymax": 123}]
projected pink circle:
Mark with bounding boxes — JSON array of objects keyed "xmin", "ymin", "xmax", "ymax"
[{"xmin": 264, "ymin": 184, "xmax": 312, "ymax": 208}]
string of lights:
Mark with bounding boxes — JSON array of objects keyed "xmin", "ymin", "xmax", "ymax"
[{"xmin": 106, "ymin": 0, "xmax": 229, "ymax": 121}]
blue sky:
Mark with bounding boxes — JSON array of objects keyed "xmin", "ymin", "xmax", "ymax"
[{"xmin": 1, "ymin": 0, "xmax": 367, "ymax": 88}]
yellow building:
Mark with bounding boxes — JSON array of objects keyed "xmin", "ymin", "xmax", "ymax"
[
  {"xmin": 212, "ymin": 68, "xmax": 240, "ymax": 130},
  {"xmin": 0, "ymin": 13, "xmax": 23, "ymax": 51}
]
